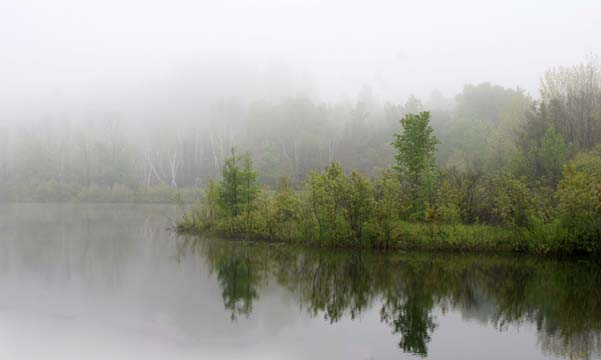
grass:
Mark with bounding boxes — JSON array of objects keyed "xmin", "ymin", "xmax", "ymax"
[
  {"xmin": 393, "ymin": 222, "xmax": 516, "ymax": 252},
  {"xmin": 176, "ymin": 213, "xmax": 524, "ymax": 254}
]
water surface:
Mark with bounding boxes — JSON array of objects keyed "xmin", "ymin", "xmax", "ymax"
[{"xmin": 0, "ymin": 203, "xmax": 599, "ymax": 360}]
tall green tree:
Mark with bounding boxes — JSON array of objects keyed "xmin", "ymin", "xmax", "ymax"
[
  {"xmin": 218, "ymin": 148, "xmax": 258, "ymax": 231},
  {"xmin": 219, "ymin": 148, "xmax": 243, "ymax": 218},
  {"xmin": 392, "ymin": 111, "xmax": 439, "ymax": 220},
  {"xmin": 240, "ymin": 155, "xmax": 259, "ymax": 231}
]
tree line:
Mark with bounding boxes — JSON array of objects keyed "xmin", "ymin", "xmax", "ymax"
[
  {"xmin": 2, "ymin": 56, "xmax": 601, "ymax": 228},
  {"xmin": 178, "ymin": 100, "xmax": 601, "ymax": 254}
]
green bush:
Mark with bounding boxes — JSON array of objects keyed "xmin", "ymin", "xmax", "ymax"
[{"xmin": 557, "ymin": 146, "xmax": 601, "ymax": 254}]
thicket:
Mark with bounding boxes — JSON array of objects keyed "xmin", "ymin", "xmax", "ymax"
[
  {"xmin": 178, "ymin": 58, "xmax": 601, "ymax": 255},
  {"xmin": 178, "ymin": 108, "xmax": 601, "ymax": 255}
]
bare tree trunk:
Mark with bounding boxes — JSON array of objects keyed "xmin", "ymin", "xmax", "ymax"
[
  {"xmin": 145, "ymin": 149, "xmax": 163, "ymax": 185},
  {"xmin": 209, "ymin": 131, "xmax": 220, "ymax": 172},
  {"xmin": 167, "ymin": 148, "xmax": 180, "ymax": 188}
]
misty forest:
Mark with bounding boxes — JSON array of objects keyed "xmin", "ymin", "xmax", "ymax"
[
  {"xmin": 3, "ymin": 1, "xmax": 601, "ymax": 359},
  {"xmin": 177, "ymin": 59, "xmax": 601, "ymax": 255},
  {"xmin": 6, "ymin": 57, "xmax": 596, "ymax": 254}
]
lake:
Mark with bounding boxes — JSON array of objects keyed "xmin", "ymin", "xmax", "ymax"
[{"xmin": 0, "ymin": 203, "xmax": 599, "ymax": 360}]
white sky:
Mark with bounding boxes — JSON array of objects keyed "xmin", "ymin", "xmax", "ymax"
[{"xmin": 1, "ymin": 0, "xmax": 600, "ymax": 117}]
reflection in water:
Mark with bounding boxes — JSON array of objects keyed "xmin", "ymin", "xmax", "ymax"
[
  {"xmin": 214, "ymin": 248, "xmax": 260, "ymax": 320},
  {"xmin": 1, "ymin": 203, "xmax": 600, "ymax": 359},
  {"xmin": 177, "ymin": 236, "xmax": 601, "ymax": 359},
  {"xmin": 379, "ymin": 267, "xmax": 436, "ymax": 357}
]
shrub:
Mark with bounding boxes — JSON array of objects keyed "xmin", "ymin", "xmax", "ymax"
[{"xmin": 557, "ymin": 146, "xmax": 601, "ymax": 253}]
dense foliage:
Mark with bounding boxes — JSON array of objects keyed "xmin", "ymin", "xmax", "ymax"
[
  {"xmin": 177, "ymin": 57, "xmax": 601, "ymax": 255},
  {"xmin": 178, "ymin": 113, "xmax": 599, "ymax": 255},
  {"xmin": 392, "ymin": 111, "xmax": 439, "ymax": 220},
  {"xmin": 2, "ymin": 55, "xmax": 600, "ymax": 254}
]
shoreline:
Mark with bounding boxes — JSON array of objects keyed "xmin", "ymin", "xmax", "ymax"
[{"xmin": 174, "ymin": 221, "xmax": 594, "ymax": 258}]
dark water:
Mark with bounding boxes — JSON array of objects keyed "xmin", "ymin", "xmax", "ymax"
[{"xmin": 0, "ymin": 203, "xmax": 599, "ymax": 360}]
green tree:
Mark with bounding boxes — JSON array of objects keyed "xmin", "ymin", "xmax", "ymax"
[
  {"xmin": 492, "ymin": 176, "xmax": 533, "ymax": 229},
  {"xmin": 430, "ymin": 178, "xmax": 461, "ymax": 223},
  {"xmin": 204, "ymin": 178, "xmax": 221, "ymax": 224},
  {"xmin": 306, "ymin": 163, "xmax": 347, "ymax": 244},
  {"xmin": 512, "ymin": 104, "xmax": 569, "ymax": 186},
  {"xmin": 392, "ymin": 111, "xmax": 439, "ymax": 220},
  {"xmin": 539, "ymin": 126, "xmax": 569, "ymax": 185},
  {"xmin": 439, "ymin": 83, "xmax": 531, "ymax": 174},
  {"xmin": 240, "ymin": 155, "xmax": 259, "ymax": 231},
  {"xmin": 446, "ymin": 166, "xmax": 491, "ymax": 223},
  {"xmin": 254, "ymin": 187, "xmax": 276, "ymax": 239},
  {"xmin": 340, "ymin": 171, "xmax": 373, "ymax": 245},
  {"xmin": 219, "ymin": 149, "xmax": 242, "ymax": 218},
  {"xmin": 218, "ymin": 148, "xmax": 258, "ymax": 232},
  {"xmin": 307, "ymin": 170, "xmax": 328, "ymax": 243},
  {"xmin": 372, "ymin": 170, "xmax": 402, "ymax": 248},
  {"xmin": 273, "ymin": 177, "xmax": 301, "ymax": 240},
  {"xmin": 557, "ymin": 146, "xmax": 601, "ymax": 253}
]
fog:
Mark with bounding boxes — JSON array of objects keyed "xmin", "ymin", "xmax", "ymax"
[
  {"xmin": 2, "ymin": 3, "xmax": 601, "ymax": 359},
  {"xmin": 1, "ymin": 0, "xmax": 600, "ymax": 195},
  {"xmin": 2, "ymin": 0, "xmax": 600, "ymax": 113}
]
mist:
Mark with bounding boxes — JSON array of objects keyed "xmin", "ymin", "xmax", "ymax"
[
  {"xmin": 2, "ymin": 0, "xmax": 600, "ymax": 112},
  {"xmin": 1, "ymin": 0, "xmax": 600, "ymax": 198},
  {"xmin": 3, "ymin": 2, "xmax": 601, "ymax": 359}
]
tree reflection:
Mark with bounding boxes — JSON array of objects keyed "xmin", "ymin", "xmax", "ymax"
[
  {"xmin": 380, "ymin": 264, "xmax": 437, "ymax": 356},
  {"xmin": 177, "ymin": 236, "xmax": 601, "ymax": 359},
  {"xmin": 215, "ymin": 252, "xmax": 260, "ymax": 320},
  {"xmin": 177, "ymin": 237, "xmax": 265, "ymax": 320}
]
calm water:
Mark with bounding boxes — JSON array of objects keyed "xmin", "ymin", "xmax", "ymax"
[{"xmin": 0, "ymin": 203, "xmax": 600, "ymax": 360}]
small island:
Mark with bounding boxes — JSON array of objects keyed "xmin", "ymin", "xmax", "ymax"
[{"xmin": 177, "ymin": 109, "xmax": 601, "ymax": 256}]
